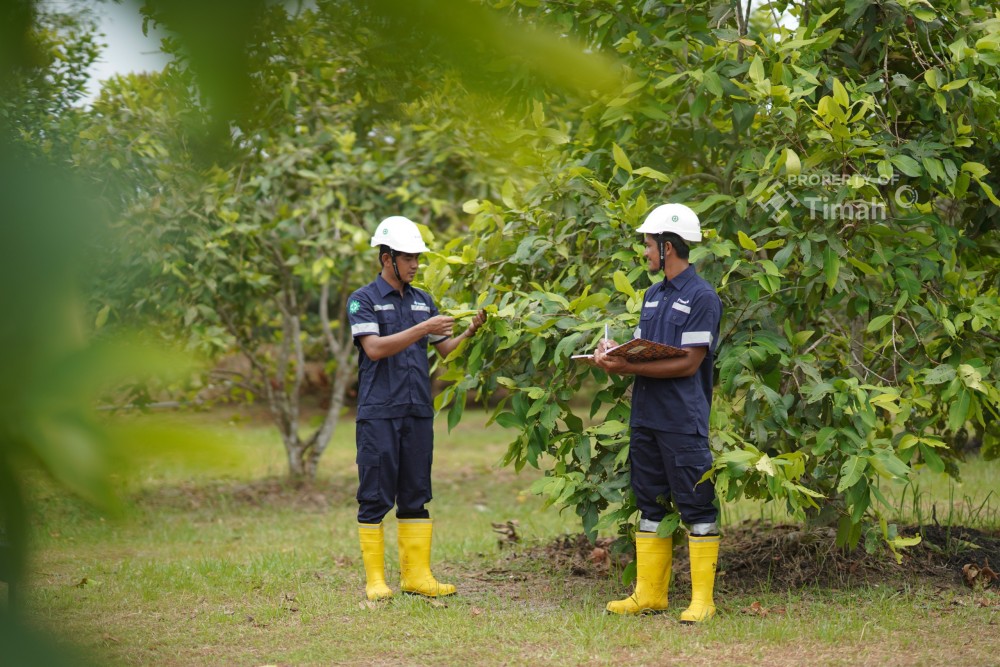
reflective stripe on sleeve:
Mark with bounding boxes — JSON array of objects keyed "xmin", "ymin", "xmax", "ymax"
[
  {"xmin": 681, "ymin": 331, "xmax": 712, "ymax": 346},
  {"xmin": 429, "ymin": 334, "xmax": 448, "ymax": 344},
  {"xmin": 352, "ymin": 322, "xmax": 379, "ymax": 336}
]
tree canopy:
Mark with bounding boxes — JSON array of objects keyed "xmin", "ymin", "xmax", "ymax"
[
  {"xmin": 9, "ymin": 0, "xmax": 1000, "ymax": 562},
  {"xmin": 428, "ymin": 0, "xmax": 1000, "ymax": 558}
]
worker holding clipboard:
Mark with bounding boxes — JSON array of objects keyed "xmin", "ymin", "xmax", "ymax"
[{"xmin": 594, "ymin": 203, "xmax": 723, "ymax": 623}]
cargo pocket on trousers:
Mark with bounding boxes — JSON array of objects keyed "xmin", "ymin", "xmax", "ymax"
[
  {"xmin": 674, "ymin": 449, "xmax": 715, "ymax": 506},
  {"xmin": 356, "ymin": 452, "xmax": 381, "ymax": 503}
]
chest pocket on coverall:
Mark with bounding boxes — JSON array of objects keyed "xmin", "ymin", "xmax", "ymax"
[
  {"xmin": 666, "ymin": 304, "xmax": 689, "ymax": 345},
  {"xmin": 639, "ymin": 302, "xmax": 658, "ymax": 338},
  {"xmin": 376, "ymin": 307, "xmax": 399, "ymax": 335},
  {"xmin": 410, "ymin": 305, "xmax": 430, "ymax": 325},
  {"xmin": 667, "ymin": 303, "xmax": 690, "ymax": 326}
]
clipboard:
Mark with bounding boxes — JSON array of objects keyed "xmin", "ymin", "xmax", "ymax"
[{"xmin": 572, "ymin": 338, "xmax": 687, "ymax": 364}]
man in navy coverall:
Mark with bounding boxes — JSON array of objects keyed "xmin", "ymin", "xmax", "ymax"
[
  {"xmin": 595, "ymin": 203, "xmax": 722, "ymax": 622},
  {"xmin": 346, "ymin": 215, "xmax": 485, "ymax": 601}
]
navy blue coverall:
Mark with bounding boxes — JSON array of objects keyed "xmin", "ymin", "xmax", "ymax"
[
  {"xmin": 347, "ymin": 275, "xmax": 448, "ymax": 524},
  {"xmin": 629, "ymin": 265, "xmax": 722, "ymax": 526}
]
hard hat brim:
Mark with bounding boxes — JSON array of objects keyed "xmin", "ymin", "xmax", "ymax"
[
  {"xmin": 636, "ymin": 223, "xmax": 702, "ymax": 242},
  {"xmin": 370, "ymin": 238, "xmax": 430, "ymax": 253}
]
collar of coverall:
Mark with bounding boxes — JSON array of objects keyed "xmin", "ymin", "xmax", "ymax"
[
  {"xmin": 375, "ymin": 272, "xmax": 413, "ymax": 298},
  {"xmin": 662, "ymin": 263, "xmax": 696, "ymax": 290}
]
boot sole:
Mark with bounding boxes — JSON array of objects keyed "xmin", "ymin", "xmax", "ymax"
[
  {"xmin": 679, "ymin": 613, "xmax": 715, "ymax": 624},
  {"xmin": 402, "ymin": 590, "xmax": 457, "ymax": 598},
  {"xmin": 605, "ymin": 607, "xmax": 668, "ymax": 616}
]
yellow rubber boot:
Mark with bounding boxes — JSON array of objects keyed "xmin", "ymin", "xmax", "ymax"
[
  {"xmin": 397, "ymin": 519, "xmax": 456, "ymax": 597},
  {"xmin": 358, "ymin": 523, "xmax": 393, "ymax": 601},
  {"xmin": 680, "ymin": 534, "xmax": 720, "ymax": 623},
  {"xmin": 606, "ymin": 533, "xmax": 672, "ymax": 615}
]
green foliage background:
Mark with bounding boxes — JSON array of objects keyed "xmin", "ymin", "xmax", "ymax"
[
  {"xmin": 2, "ymin": 2, "xmax": 999, "ymax": 615},
  {"xmin": 424, "ymin": 0, "xmax": 1000, "ymax": 556}
]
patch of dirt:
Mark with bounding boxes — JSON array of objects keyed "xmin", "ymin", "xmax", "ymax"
[
  {"xmin": 507, "ymin": 521, "xmax": 1000, "ymax": 594},
  {"xmin": 500, "ymin": 533, "xmax": 624, "ymax": 578},
  {"xmin": 133, "ymin": 477, "xmax": 356, "ymax": 513}
]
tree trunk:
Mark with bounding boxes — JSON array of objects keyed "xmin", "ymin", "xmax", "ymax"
[
  {"xmin": 285, "ymin": 278, "xmax": 357, "ymax": 482},
  {"xmin": 285, "ymin": 437, "xmax": 307, "ymax": 480},
  {"xmin": 301, "ymin": 346, "xmax": 355, "ymax": 478}
]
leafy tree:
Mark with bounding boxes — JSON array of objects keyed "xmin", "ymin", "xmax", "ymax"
[
  {"xmin": 81, "ymin": 1, "xmax": 617, "ymax": 480},
  {"xmin": 430, "ymin": 0, "xmax": 1000, "ymax": 557},
  {"xmin": 0, "ymin": 5, "xmax": 99, "ymax": 159}
]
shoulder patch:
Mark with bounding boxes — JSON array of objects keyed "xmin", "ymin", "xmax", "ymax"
[{"xmin": 348, "ymin": 300, "xmax": 361, "ymax": 314}]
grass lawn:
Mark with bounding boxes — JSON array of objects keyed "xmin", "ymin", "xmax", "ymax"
[{"xmin": 11, "ymin": 407, "xmax": 1000, "ymax": 666}]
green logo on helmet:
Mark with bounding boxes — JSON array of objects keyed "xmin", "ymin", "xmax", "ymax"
[
  {"xmin": 671, "ymin": 215, "xmax": 679, "ymax": 222},
  {"xmin": 382, "ymin": 227, "xmax": 389, "ymax": 235},
  {"xmin": 348, "ymin": 300, "xmax": 361, "ymax": 314}
]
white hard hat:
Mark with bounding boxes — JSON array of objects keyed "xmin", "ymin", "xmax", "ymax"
[
  {"xmin": 370, "ymin": 216, "xmax": 430, "ymax": 253},
  {"xmin": 636, "ymin": 204, "xmax": 702, "ymax": 242}
]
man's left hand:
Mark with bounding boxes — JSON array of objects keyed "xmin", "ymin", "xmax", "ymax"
[
  {"xmin": 465, "ymin": 310, "xmax": 487, "ymax": 337},
  {"xmin": 595, "ymin": 344, "xmax": 628, "ymax": 374}
]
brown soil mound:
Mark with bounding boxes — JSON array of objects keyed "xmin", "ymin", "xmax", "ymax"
[{"xmin": 512, "ymin": 520, "xmax": 1000, "ymax": 594}]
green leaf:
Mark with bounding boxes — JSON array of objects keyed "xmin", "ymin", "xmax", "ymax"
[
  {"xmin": 972, "ymin": 177, "xmax": 1000, "ymax": 206},
  {"xmin": 887, "ymin": 534, "xmax": 922, "ymax": 565},
  {"xmin": 702, "ymin": 70, "xmax": 724, "ymax": 97},
  {"xmin": 837, "ymin": 455, "xmax": 868, "ymax": 492},
  {"xmin": 924, "ymin": 68, "xmax": 940, "ymax": 90},
  {"xmin": 869, "ymin": 451, "xmax": 910, "ymax": 480},
  {"xmin": 823, "ymin": 247, "xmax": 840, "ymax": 290},
  {"xmin": 495, "ymin": 412, "xmax": 523, "ymax": 429},
  {"xmin": 783, "ymin": 148, "xmax": 801, "ymax": 176},
  {"xmin": 655, "ymin": 513, "xmax": 681, "ymax": 537},
  {"xmin": 749, "ymin": 56, "xmax": 765, "ymax": 84},
  {"xmin": 612, "ymin": 143, "xmax": 633, "ymax": 174},
  {"xmin": 948, "ymin": 387, "xmax": 971, "ymax": 431},
  {"xmin": 792, "ymin": 330, "xmax": 814, "ymax": 347},
  {"xmin": 918, "ymin": 442, "xmax": 945, "ymax": 474},
  {"xmin": 613, "ymin": 270, "xmax": 636, "ymax": 300},
  {"xmin": 737, "ymin": 231, "xmax": 758, "ymax": 252},
  {"xmin": 688, "ymin": 194, "xmax": 735, "ymax": 214},
  {"xmin": 960, "ymin": 162, "xmax": 990, "ymax": 179},
  {"xmin": 462, "ymin": 199, "xmax": 484, "ymax": 214},
  {"xmin": 846, "ymin": 256, "xmax": 878, "ymax": 276},
  {"xmin": 941, "ymin": 78, "xmax": 969, "ymax": 91},
  {"xmin": 633, "ymin": 166, "xmax": 670, "ymax": 182},
  {"xmin": 831, "ymin": 77, "xmax": 849, "ymax": 107},
  {"xmin": 890, "ymin": 155, "xmax": 923, "ymax": 177},
  {"xmin": 447, "ymin": 392, "xmax": 465, "ymax": 431},
  {"xmin": 755, "ymin": 453, "xmax": 776, "ymax": 476},
  {"xmin": 94, "ymin": 305, "xmax": 110, "ymax": 330},
  {"xmin": 922, "ymin": 157, "xmax": 946, "ymax": 183},
  {"xmin": 866, "ymin": 314, "xmax": 893, "ymax": 333}
]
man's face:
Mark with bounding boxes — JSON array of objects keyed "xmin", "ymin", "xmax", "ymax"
[
  {"xmin": 385, "ymin": 251, "xmax": 421, "ymax": 283},
  {"xmin": 642, "ymin": 235, "xmax": 661, "ymax": 272}
]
